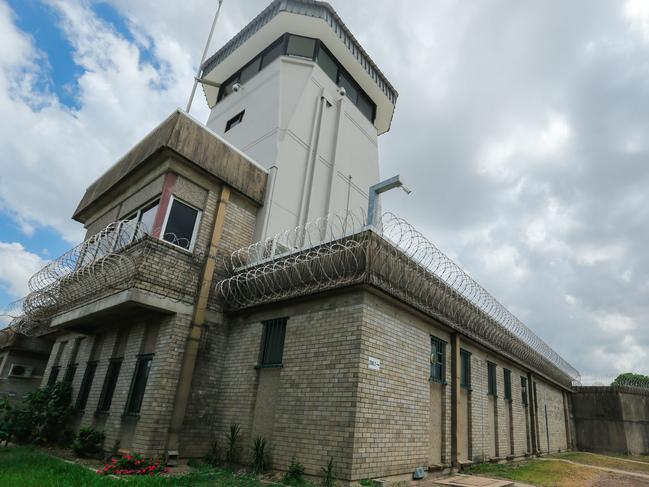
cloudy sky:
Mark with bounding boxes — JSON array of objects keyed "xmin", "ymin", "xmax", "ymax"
[{"xmin": 0, "ymin": 0, "xmax": 648, "ymax": 383}]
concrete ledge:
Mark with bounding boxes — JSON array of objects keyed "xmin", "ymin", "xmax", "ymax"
[{"xmin": 51, "ymin": 288, "xmax": 194, "ymax": 327}]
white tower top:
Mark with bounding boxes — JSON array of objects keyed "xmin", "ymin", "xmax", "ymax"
[{"xmin": 200, "ymin": 0, "xmax": 398, "ymax": 240}]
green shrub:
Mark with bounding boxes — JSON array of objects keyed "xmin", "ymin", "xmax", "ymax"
[
  {"xmin": 5, "ymin": 382, "xmax": 73, "ymax": 445},
  {"xmin": 321, "ymin": 457, "xmax": 337, "ymax": 487},
  {"xmin": 251, "ymin": 436, "xmax": 267, "ymax": 474},
  {"xmin": 97, "ymin": 453, "xmax": 167, "ymax": 476},
  {"xmin": 0, "ymin": 398, "xmax": 10, "ymax": 446},
  {"xmin": 283, "ymin": 456, "xmax": 305, "ymax": 486},
  {"xmin": 225, "ymin": 423, "xmax": 241, "ymax": 466},
  {"xmin": 359, "ymin": 480, "xmax": 381, "ymax": 487},
  {"xmin": 72, "ymin": 427, "xmax": 105, "ymax": 457}
]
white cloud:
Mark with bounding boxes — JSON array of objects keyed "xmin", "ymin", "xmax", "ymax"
[
  {"xmin": 0, "ymin": 242, "xmax": 46, "ymax": 298},
  {"xmin": 625, "ymin": 0, "xmax": 649, "ymax": 41},
  {"xmin": 0, "ymin": 0, "xmax": 214, "ymax": 243}
]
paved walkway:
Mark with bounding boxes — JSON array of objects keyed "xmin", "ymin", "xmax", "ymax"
[{"xmin": 539, "ymin": 456, "xmax": 649, "ymax": 481}]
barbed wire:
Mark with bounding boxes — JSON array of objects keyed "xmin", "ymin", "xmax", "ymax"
[
  {"xmin": 217, "ymin": 209, "xmax": 580, "ymax": 385},
  {"xmin": 1, "ymin": 220, "xmax": 204, "ymax": 336}
]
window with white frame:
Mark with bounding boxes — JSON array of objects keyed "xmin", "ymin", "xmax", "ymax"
[{"xmin": 161, "ymin": 197, "xmax": 201, "ymax": 251}]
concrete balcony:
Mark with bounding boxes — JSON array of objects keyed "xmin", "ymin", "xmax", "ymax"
[{"xmin": 20, "ymin": 225, "xmax": 203, "ymax": 331}]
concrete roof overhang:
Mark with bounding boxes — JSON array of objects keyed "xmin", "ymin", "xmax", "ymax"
[
  {"xmin": 201, "ymin": 0, "xmax": 398, "ymax": 135},
  {"xmin": 73, "ymin": 110, "xmax": 268, "ymax": 224}
]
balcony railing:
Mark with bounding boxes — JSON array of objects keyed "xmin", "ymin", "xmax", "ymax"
[{"xmin": 3, "ymin": 221, "xmax": 203, "ymax": 331}]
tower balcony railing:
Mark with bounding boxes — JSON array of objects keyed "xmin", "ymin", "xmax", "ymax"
[{"xmin": 2, "ymin": 221, "xmax": 203, "ymax": 332}]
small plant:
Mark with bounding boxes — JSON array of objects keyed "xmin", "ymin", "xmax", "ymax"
[
  {"xmin": 73, "ymin": 427, "xmax": 106, "ymax": 457},
  {"xmin": 97, "ymin": 453, "xmax": 168, "ymax": 476},
  {"xmin": 225, "ymin": 423, "xmax": 241, "ymax": 466},
  {"xmin": 359, "ymin": 480, "xmax": 381, "ymax": 487},
  {"xmin": 321, "ymin": 457, "xmax": 337, "ymax": 487},
  {"xmin": 252, "ymin": 436, "xmax": 267, "ymax": 474},
  {"xmin": 283, "ymin": 456, "xmax": 305, "ymax": 486},
  {"xmin": 204, "ymin": 439, "xmax": 221, "ymax": 467}
]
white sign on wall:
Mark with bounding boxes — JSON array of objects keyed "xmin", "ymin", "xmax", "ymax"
[{"xmin": 368, "ymin": 357, "xmax": 381, "ymax": 371}]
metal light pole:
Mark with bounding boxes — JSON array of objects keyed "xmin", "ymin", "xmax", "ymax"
[
  {"xmin": 186, "ymin": 0, "xmax": 224, "ymax": 114},
  {"xmin": 366, "ymin": 175, "xmax": 411, "ymax": 227}
]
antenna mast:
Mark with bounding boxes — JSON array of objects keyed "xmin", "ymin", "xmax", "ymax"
[{"xmin": 186, "ymin": 0, "xmax": 224, "ymax": 114}]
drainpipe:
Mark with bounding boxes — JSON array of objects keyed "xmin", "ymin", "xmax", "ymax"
[
  {"xmin": 324, "ymin": 95, "xmax": 345, "ymax": 217},
  {"xmin": 167, "ymin": 185, "xmax": 231, "ymax": 462},
  {"xmin": 297, "ymin": 89, "xmax": 327, "ymax": 230},
  {"xmin": 261, "ymin": 165, "xmax": 279, "ymax": 242}
]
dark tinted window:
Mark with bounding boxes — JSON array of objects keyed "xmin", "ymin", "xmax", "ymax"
[
  {"xmin": 316, "ymin": 47, "xmax": 338, "ymax": 82},
  {"xmin": 504, "ymin": 368, "xmax": 512, "ymax": 400},
  {"xmin": 430, "ymin": 336, "xmax": 446, "ymax": 383},
  {"xmin": 163, "ymin": 199, "xmax": 199, "ymax": 250},
  {"xmin": 225, "ymin": 110, "xmax": 245, "ymax": 132},
  {"xmin": 47, "ymin": 366, "xmax": 60, "ymax": 386},
  {"xmin": 487, "ymin": 362, "xmax": 497, "ymax": 395},
  {"xmin": 339, "ymin": 72, "xmax": 358, "ymax": 104},
  {"xmin": 126, "ymin": 354, "xmax": 153, "ymax": 414},
  {"xmin": 239, "ymin": 57, "xmax": 261, "ymax": 84},
  {"xmin": 221, "ymin": 76, "xmax": 238, "ymax": 100},
  {"xmin": 460, "ymin": 349, "xmax": 471, "ymax": 389},
  {"xmin": 260, "ymin": 318, "xmax": 287, "ymax": 366},
  {"xmin": 521, "ymin": 376, "xmax": 528, "ymax": 405},
  {"xmin": 261, "ymin": 38, "xmax": 284, "ymax": 69},
  {"xmin": 63, "ymin": 365, "xmax": 77, "ymax": 385},
  {"xmin": 76, "ymin": 361, "xmax": 97, "ymax": 411},
  {"xmin": 287, "ymin": 35, "xmax": 316, "ymax": 58},
  {"xmin": 357, "ymin": 92, "xmax": 374, "ymax": 121},
  {"xmin": 97, "ymin": 359, "xmax": 122, "ymax": 413}
]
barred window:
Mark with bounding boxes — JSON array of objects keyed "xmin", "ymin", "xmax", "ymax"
[
  {"xmin": 75, "ymin": 361, "xmax": 98, "ymax": 412},
  {"xmin": 460, "ymin": 349, "xmax": 471, "ymax": 389},
  {"xmin": 487, "ymin": 361, "xmax": 497, "ymax": 396},
  {"xmin": 504, "ymin": 368, "xmax": 512, "ymax": 400},
  {"xmin": 47, "ymin": 366, "xmax": 60, "ymax": 386},
  {"xmin": 260, "ymin": 318, "xmax": 288, "ymax": 367},
  {"xmin": 97, "ymin": 359, "xmax": 122, "ymax": 413},
  {"xmin": 125, "ymin": 354, "xmax": 153, "ymax": 414},
  {"xmin": 521, "ymin": 376, "xmax": 528, "ymax": 405},
  {"xmin": 63, "ymin": 364, "xmax": 77, "ymax": 385},
  {"xmin": 430, "ymin": 336, "xmax": 446, "ymax": 383}
]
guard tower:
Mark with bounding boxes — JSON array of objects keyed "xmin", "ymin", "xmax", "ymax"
[{"xmin": 200, "ymin": 0, "xmax": 398, "ymax": 240}]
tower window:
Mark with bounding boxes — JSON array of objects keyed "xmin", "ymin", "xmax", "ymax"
[
  {"xmin": 287, "ymin": 35, "xmax": 316, "ymax": 59},
  {"xmin": 316, "ymin": 47, "xmax": 338, "ymax": 82},
  {"xmin": 225, "ymin": 110, "xmax": 245, "ymax": 132},
  {"xmin": 162, "ymin": 197, "xmax": 200, "ymax": 251},
  {"xmin": 215, "ymin": 33, "xmax": 377, "ymax": 123}
]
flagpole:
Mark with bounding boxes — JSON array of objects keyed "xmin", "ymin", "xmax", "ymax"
[{"xmin": 186, "ymin": 0, "xmax": 224, "ymax": 114}]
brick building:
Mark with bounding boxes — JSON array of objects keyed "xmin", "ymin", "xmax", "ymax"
[{"xmin": 7, "ymin": 0, "xmax": 579, "ymax": 482}]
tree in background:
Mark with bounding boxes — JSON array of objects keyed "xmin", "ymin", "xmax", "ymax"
[{"xmin": 612, "ymin": 372, "xmax": 649, "ymax": 388}]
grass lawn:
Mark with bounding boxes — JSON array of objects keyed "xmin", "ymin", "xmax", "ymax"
[
  {"xmin": 0, "ymin": 446, "xmax": 279, "ymax": 487},
  {"xmin": 465, "ymin": 459, "xmax": 597, "ymax": 487},
  {"xmin": 555, "ymin": 451, "xmax": 649, "ymax": 474}
]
